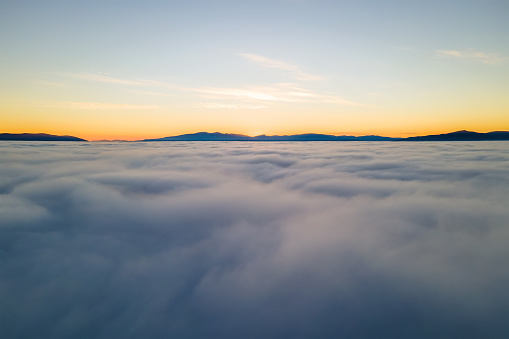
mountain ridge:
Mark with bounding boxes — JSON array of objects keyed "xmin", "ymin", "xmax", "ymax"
[
  {"xmin": 0, "ymin": 133, "xmax": 87, "ymax": 142},
  {"xmin": 142, "ymin": 130, "xmax": 509, "ymax": 142},
  {"xmin": 402, "ymin": 130, "xmax": 509, "ymax": 141},
  {"xmin": 2, "ymin": 131, "xmax": 508, "ymax": 142}
]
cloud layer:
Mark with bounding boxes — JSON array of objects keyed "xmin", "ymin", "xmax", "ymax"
[{"xmin": 1, "ymin": 141, "xmax": 508, "ymax": 338}]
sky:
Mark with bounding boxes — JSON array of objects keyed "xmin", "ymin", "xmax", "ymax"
[
  {"xmin": 1, "ymin": 141, "xmax": 508, "ymax": 338},
  {"xmin": 1, "ymin": 0, "xmax": 508, "ymax": 140}
]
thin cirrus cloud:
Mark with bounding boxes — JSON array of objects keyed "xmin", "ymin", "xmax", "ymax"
[
  {"xmin": 63, "ymin": 73, "xmax": 184, "ymax": 91},
  {"xmin": 54, "ymin": 102, "xmax": 159, "ymax": 110},
  {"xmin": 66, "ymin": 72, "xmax": 150, "ymax": 86},
  {"xmin": 197, "ymin": 102, "xmax": 267, "ymax": 110},
  {"xmin": 58, "ymin": 53, "xmax": 366, "ymax": 108},
  {"xmin": 435, "ymin": 50, "xmax": 504, "ymax": 64},
  {"xmin": 239, "ymin": 53, "xmax": 325, "ymax": 81},
  {"xmin": 33, "ymin": 80, "xmax": 67, "ymax": 87},
  {"xmin": 194, "ymin": 83, "xmax": 369, "ymax": 107},
  {"xmin": 62, "ymin": 72, "xmax": 367, "ymax": 107},
  {"xmin": 128, "ymin": 90, "xmax": 172, "ymax": 97}
]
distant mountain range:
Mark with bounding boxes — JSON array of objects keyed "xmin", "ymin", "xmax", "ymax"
[
  {"xmin": 2, "ymin": 131, "xmax": 508, "ymax": 142},
  {"xmin": 142, "ymin": 132, "xmax": 394, "ymax": 142},
  {"xmin": 142, "ymin": 130, "xmax": 509, "ymax": 142},
  {"xmin": 402, "ymin": 130, "xmax": 509, "ymax": 141},
  {"xmin": 0, "ymin": 133, "xmax": 87, "ymax": 141}
]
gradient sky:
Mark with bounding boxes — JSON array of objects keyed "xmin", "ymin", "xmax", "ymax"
[{"xmin": 1, "ymin": 0, "xmax": 508, "ymax": 140}]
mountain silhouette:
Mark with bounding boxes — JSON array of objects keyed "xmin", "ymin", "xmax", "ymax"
[
  {"xmin": 142, "ymin": 131, "xmax": 509, "ymax": 142},
  {"xmin": 0, "ymin": 133, "xmax": 87, "ymax": 141},
  {"xmin": 143, "ymin": 132, "xmax": 253, "ymax": 141},
  {"xmin": 142, "ymin": 132, "xmax": 395, "ymax": 142},
  {"xmin": 2, "ymin": 131, "xmax": 508, "ymax": 142},
  {"xmin": 402, "ymin": 130, "xmax": 509, "ymax": 141}
]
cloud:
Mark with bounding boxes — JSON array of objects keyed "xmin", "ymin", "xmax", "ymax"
[
  {"xmin": 58, "ymin": 66, "xmax": 365, "ymax": 108},
  {"xmin": 435, "ymin": 50, "xmax": 504, "ymax": 64},
  {"xmin": 66, "ymin": 72, "xmax": 150, "ymax": 85},
  {"xmin": 53, "ymin": 102, "xmax": 159, "ymax": 110},
  {"xmin": 33, "ymin": 80, "xmax": 67, "ymax": 87},
  {"xmin": 128, "ymin": 90, "xmax": 171, "ymax": 96},
  {"xmin": 240, "ymin": 53, "xmax": 324, "ymax": 81},
  {"xmin": 197, "ymin": 102, "xmax": 267, "ymax": 110},
  {"xmin": 194, "ymin": 83, "xmax": 369, "ymax": 106},
  {"xmin": 196, "ymin": 87, "xmax": 287, "ymax": 102},
  {"xmin": 1, "ymin": 141, "xmax": 508, "ymax": 338},
  {"xmin": 64, "ymin": 73, "xmax": 185, "ymax": 92}
]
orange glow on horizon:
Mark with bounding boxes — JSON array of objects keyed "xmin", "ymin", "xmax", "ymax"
[
  {"xmin": 2, "ymin": 126, "xmax": 507, "ymax": 142},
  {"xmin": 2, "ymin": 102, "xmax": 507, "ymax": 141}
]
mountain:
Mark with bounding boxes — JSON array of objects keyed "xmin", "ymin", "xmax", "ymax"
[
  {"xmin": 402, "ymin": 130, "xmax": 509, "ymax": 141},
  {"xmin": 0, "ymin": 133, "xmax": 87, "ymax": 141},
  {"xmin": 142, "ymin": 130, "xmax": 509, "ymax": 142},
  {"xmin": 143, "ymin": 132, "xmax": 253, "ymax": 141},
  {"xmin": 253, "ymin": 133, "xmax": 394, "ymax": 141},
  {"xmin": 142, "ymin": 132, "xmax": 395, "ymax": 142},
  {"xmin": 5, "ymin": 131, "xmax": 507, "ymax": 143}
]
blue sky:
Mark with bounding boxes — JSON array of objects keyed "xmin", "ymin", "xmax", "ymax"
[{"xmin": 1, "ymin": 0, "xmax": 508, "ymax": 139}]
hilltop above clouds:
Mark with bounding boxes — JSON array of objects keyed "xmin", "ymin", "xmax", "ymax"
[
  {"xmin": 142, "ymin": 130, "xmax": 509, "ymax": 142},
  {"xmin": 0, "ymin": 133, "xmax": 87, "ymax": 141},
  {"xmin": 2, "ymin": 130, "xmax": 508, "ymax": 142}
]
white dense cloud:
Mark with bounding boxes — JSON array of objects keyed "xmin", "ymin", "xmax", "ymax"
[{"xmin": 1, "ymin": 141, "xmax": 508, "ymax": 338}]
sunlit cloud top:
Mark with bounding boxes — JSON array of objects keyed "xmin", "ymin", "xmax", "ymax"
[{"xmin": 1, "ymin": 141, "xmax": 508, "ymax": 337}]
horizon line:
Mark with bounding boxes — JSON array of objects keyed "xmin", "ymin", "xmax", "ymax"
[{"xmin": 2, "ymin": 130, "xmax": 509, "ymax": 142}]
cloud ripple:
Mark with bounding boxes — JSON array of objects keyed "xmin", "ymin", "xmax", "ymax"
[{"xmin": 0, "ymin": 141, "xmax": 508, "ymax": 338}]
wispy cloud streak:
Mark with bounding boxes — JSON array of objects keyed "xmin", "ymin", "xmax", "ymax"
[
  {"xmin": 60, "ymin": 64, "xmax": 366, "ymax": 107},
  {"xmin": 240, "ymin": 53, "xmax": 324, "ymax": 81},
  {"xmin": 54, "ymin": 102, "xmax": 159, "ymax": 110},
  {"xmin": 66, "ymin": 72, "xmax": 150, "ymax": 85},
  {"xmin": 435, "ymin": 50, "xmax": 504, "ymax": 64},
  {"xmin": 194, "ymin": 83, "xmax": 370, "ymax": 107},
  {"xmin": 197, "ymin": 102, "xmax": 267, "ymax": 110}
]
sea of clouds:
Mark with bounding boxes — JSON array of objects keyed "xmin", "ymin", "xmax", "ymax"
[{"xmin": 1, "ymin": 141, "xmax": 508, "ymax": 338}]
